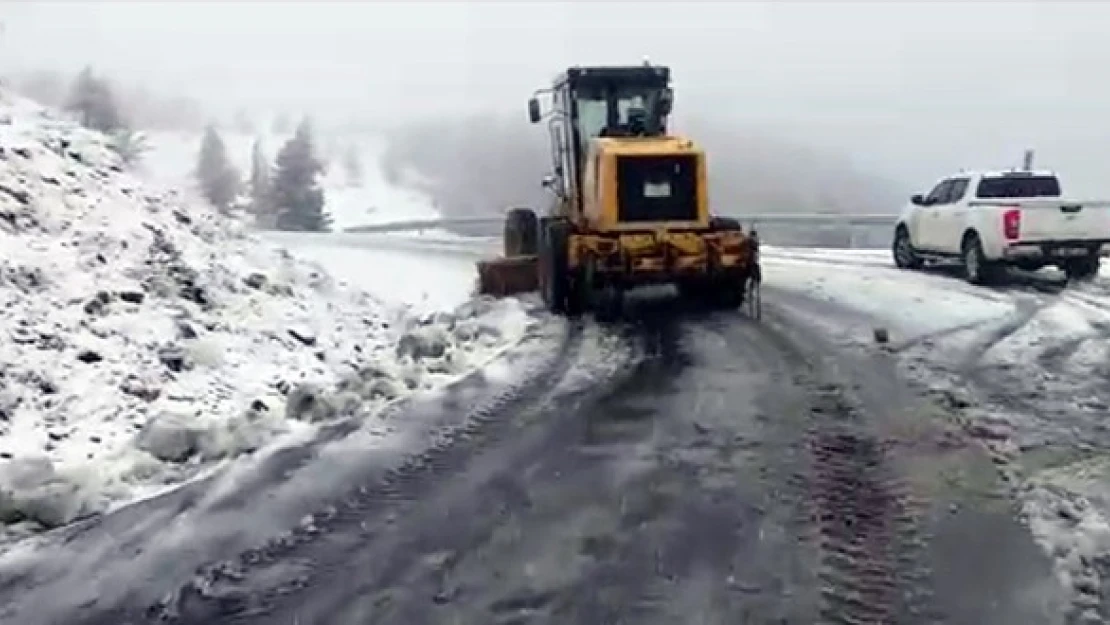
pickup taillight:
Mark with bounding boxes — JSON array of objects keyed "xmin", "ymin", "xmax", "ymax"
[{"xmin": 1002, "ymin": 207, "xmax": 1021, "ymax": 240}]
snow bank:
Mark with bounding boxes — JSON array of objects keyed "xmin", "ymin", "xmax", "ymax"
[
  {"xmin": 0, "ymin": 94, "xmax": 531, "ymax": 539},
  {"xmin": 761, "ymin": 253, "xmax": 1015, "ymax": 338}
]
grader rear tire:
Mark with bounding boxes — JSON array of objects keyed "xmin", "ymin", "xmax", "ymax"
[
  {"xmin": 709, "ymin": 216, "xmax": 742, "ymax": 231},
  {"xmin": 707, "ymin": 275, "xmax": 745, "ymax": 310},
  {"xmin": 504, "ymin": 208, "xmax": 539, "ymax": 257}
]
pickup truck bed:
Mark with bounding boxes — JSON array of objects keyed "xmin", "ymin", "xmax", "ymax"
[{"xmin": 968, "ymin": 199, "xmax": 1110, "ymax": 244}]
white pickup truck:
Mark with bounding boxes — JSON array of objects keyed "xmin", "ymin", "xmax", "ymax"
[{"xmin": 892, "ymin": 169, "xmax": 1110, "ymax": 284}]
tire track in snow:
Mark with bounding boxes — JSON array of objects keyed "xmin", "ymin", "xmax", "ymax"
[
  {"xmin": 153, "ymin": 322, "xmax": 601, "ymax": 623},
  {"xmin": 59, "ymin": 317, "xmax": 631, "ymax": 625},
  {"xmin": 887, "ymin": 318, "xmax": 996, "ymax": 354},
  {"xmin": 1034, "ymin": 335, "xmax": 1092, "ymax": 371},
  {"xmin": 957, "ymin": 296, "xmax": 1049, "ymax": 371},
  {"xmin": 754, "ymin": 305, "xmax": 943, "ymax": 625},
  {"xmin": 804, "ymin": 387, "xmax": 939, "ymax": 625},
  {"xmin": 965, "ymin": 288, "xmax": 1110, "ymax": 389},
  {"xmin": 1063, "ymin": 288, "xmax": 1110, "ymax": 318},
  {"xmin": 182, "ymin": 300, "xmax": 704, "ymax": 625},
  {"xmin": 764, "ymin": 249, "xmax": 893, "ymax": 271}
]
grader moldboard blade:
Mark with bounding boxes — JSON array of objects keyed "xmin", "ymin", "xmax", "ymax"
[
  {"xmin": 476, "ymin": 255, "xmax": 539, "ymax": 297},
  {"xmin": 475, "ymin": 207, "xmax": 541, "ymax": 297}
]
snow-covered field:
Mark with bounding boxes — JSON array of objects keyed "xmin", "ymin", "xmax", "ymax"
[
  {"xmin": 262, "ymin": 232, "xmax": 485, "ymax": 314},
  {"xmin": 0, "ymin": 94, "xmax": 532, "ymax": 541}
]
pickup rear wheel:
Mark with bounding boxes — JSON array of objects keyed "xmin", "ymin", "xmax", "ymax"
[
  {"xmin": 961, "ymin": 232, "xmax": 1002, "ymax": 285},
  {"xmin": 1065, "ymin": 255, "xmax": 1100, "ymax": 281},
  {"xmin": 892, "ymin": 226, "xmax": 922, "ymax": 270}
]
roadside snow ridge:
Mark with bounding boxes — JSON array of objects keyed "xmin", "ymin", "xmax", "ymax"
[{"xmin": 0, "ymin": 93, "xmax": 527, "ymax": 538}]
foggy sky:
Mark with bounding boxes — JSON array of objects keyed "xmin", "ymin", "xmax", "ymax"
[{"xmin": 3, "ymin": 1, "xmax": 1110, "ymax": 194}]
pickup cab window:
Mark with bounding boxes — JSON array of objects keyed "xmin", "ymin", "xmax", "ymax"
[
  {"xmin": 946, "ymin": 178, "xmax": 969, "ymax": 203},
  {"xmin": 976, "ymin": 175, "xmax": 1061, "ymax": 199},
  {"xmin": 925, "ymin": 180, "xmax": 952, "ymax": 205},
  {"xmin": 923, "ymin": 178, "xmax": 968, "ymax": 205}
]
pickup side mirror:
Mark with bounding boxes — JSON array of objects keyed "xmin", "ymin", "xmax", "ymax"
[
  {"xmin": 910, "ymin": 194, "xmax": 925, "ymax": 206},
  {"xmin": 541, "ymin": 174, "xmax": 556, "ymax": 189},
  {"xmin": 528, "ymin": 97, "xmax": 541, "ymax": 124}
]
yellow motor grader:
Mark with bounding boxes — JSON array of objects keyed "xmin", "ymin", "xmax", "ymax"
[{"xmin": 476, "ymin": 61, "xmax": 761, "ymax": 319}]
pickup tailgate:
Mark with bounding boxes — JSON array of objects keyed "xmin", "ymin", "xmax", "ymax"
[{"xmin": 971, "ymin": 199, "xmax": 1110, "ymax": 242}]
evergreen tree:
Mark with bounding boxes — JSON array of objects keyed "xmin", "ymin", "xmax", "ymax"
[
  {"xmin": 64, "ymin": 66, "xmax": 125, "ymax": 133},
  {"xmin": 110, "ymin": 128, "xmax": 150, "ymax": 167},
  {"xmin": 195, "ymin": 124, "xmax": 241, "ymax": 212},
  {"xmin": 270, "ymin": 118, "xmax": 330, "ymax": 232},
  {"xmin": 248, "ymin": 139, "xmax": 273, "ymax": 225}
]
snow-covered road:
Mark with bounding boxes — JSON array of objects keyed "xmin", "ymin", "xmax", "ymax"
[
  {"xmin": 262, "ymin": 232, "xmax": 1110, "ymax": 620},
  {"xmin": 3, "ymin": 228, "xmax": 1109, "ymax": 622},
  {"xmin": 765, "ymin": 248, "xmax": 1110, "ymax": 620},
  {"xmin": 227, "ymin": 228, "xmax": 1110, "ymax": 620}
]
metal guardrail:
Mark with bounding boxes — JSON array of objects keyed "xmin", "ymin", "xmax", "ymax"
[{"xmin": 344, "ymin": 213, "xmax": 900, "ymax": 234}]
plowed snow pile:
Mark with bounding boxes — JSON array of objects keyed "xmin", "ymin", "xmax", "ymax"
[{"xmin": 0, "ymin": 94, "xmax": 531, "ymax": 539}]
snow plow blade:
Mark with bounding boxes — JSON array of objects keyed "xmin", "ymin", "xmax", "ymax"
[{"xmin": 476, "ymin": 255, "xmax": 539, "ymax": 297}]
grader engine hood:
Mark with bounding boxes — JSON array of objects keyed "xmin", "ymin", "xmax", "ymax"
[{"xmin": 586, "ymin": 136, "xmax": 710, "ymax": 230}]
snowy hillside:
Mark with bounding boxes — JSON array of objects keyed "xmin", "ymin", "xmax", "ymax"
[
  {"xmin": 0, "ymin": 94, "xmax": 530, "ymax": 539},
  {"xmin": 142, "ymin": 129, "xmax": 442, "ymax": 231}
]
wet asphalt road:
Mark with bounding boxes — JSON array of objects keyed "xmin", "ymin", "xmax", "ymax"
[{"xmin": 0, "ymin": 290, "xmax": 1068, "ymax": 625}]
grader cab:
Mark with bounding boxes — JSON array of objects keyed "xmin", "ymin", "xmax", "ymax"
[{"xmin": 476, "ymin": 61, "xmax": 760, "ymax": 319}]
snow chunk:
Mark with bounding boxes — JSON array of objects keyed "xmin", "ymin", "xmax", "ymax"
[{"xmin": 134, "ymin": 411, "xmax": 204, "ymax": 463}]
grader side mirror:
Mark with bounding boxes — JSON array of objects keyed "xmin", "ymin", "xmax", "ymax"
[
  {"xmin": 659, "ymin": 88, "xmax": 674, "ymax": 116},
  {"xmin": 528, "ymin": 98, "xmax": 541, "ymax": 124}
]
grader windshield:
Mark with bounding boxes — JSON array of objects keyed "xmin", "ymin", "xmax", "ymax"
[{"xmin": 574, "ymin": 86, "xmax": 669, "ymax": 139}]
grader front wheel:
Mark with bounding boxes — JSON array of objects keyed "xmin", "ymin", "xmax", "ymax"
[{"xmin": 539, "ymin": 219, "xmax": 574, "ymax": 314}]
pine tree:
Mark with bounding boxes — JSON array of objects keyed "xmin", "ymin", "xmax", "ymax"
[
  {"xmin": 271, "ymin": 118, "xmax": 331, "ymax": 232},
  {"xmin": 195, "ymin": 124, "xmax": 241, "ymax": 212},
  {"xmin": 110, "ymin": 128, "xmax": 150, "ymax": 167},
  {"xmin": 65, "ymin": 66, "xmax": 124, "ymax": 133},
  {"xmin": 248, "ymin": 139, "xmax": 272, "ymax": 225}
]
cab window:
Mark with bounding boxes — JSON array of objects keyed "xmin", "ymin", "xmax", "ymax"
[
  {"xmin": 945, "ymin": 178, "xmax": 969, "ymax": 204},
  {"xmin": 925, "ymin": 180, "xmax": 952, "ymax": 205}
]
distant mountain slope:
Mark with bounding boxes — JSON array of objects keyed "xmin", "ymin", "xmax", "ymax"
[{"xmin": 380, "ymin": 111, "xmax": 906, "ymax": 220}]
